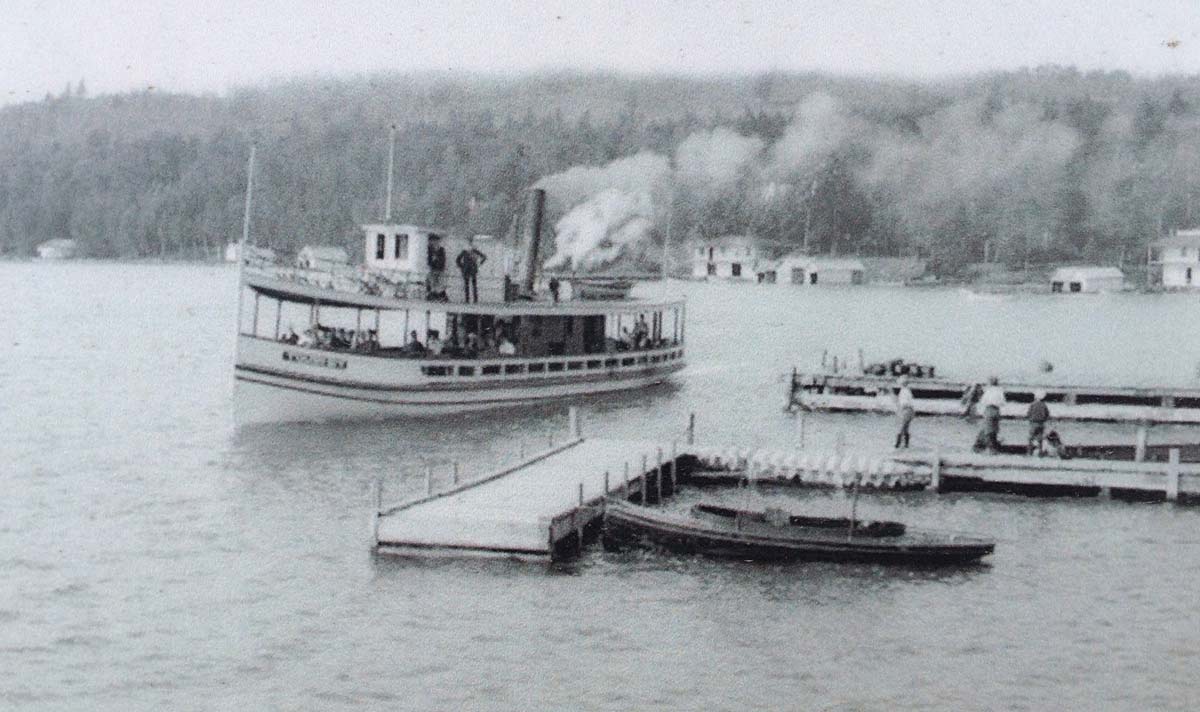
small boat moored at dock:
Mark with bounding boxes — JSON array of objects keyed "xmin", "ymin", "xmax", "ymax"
[{"xmin": 602, "ymin": 500, "xmax": 995, "ymax": 565}]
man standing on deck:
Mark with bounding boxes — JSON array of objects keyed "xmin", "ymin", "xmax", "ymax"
[
  {"xmin": 455, "ymin": 238, "xmax": 487, "ymax": 303},
  {"xmin": 1027, "ymin": 389, "xmax": 1050, "ymax": 455},
  {"xmin": 426, "ymin": 234, "xmax": 447, "ymax": 301},
  {"xmin": 894, "ymin": 376, "xmax": 915, "ymax": 448},
  {"xmin": 978, "ymin": 375, "xmax": 1007, "ymax": 453}
]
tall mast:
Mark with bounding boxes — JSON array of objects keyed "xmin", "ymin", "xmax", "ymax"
[
  {"xmin": 240, "ymin": 145, "xmax": 256, "ymax": 248},
  {"xmin": 661, "ymin": 204, "xmax": 673, "ymax": 283},
  {"xmin": 235, "ymin": 144, "xmax": 256, "ymax": 345},
  {"xmin": 384, "ymin": 125, "xmax": 396, "ymax": 221}
]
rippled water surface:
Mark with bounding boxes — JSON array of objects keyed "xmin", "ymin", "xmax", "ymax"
[{"xmin": 5, "ymin": 262, "xmax": 1200, "ymax": 710}]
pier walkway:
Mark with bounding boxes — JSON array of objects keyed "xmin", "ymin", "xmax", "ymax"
[{"xmin": 374, "ymin": 434, "xmax": 690, "ymax": 561}]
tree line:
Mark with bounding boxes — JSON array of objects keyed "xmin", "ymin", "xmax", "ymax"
[{"xmin": 1, "ymin": 68, "xmax": 1198, "ymax": 274}]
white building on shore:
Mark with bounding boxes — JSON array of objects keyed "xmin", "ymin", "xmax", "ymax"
[
  {"xmin": 1050, "ymin": 266, "xmax": 1125, "ymax": 293},
  {"xmin": 36, "ymin": 238, "xmax": 78, "ymax": 260},
  {"xmin": 768, "ymin": 254, "xmax": 866, "ymax": 285},
  {"xmin": 690, "ymin": 235, "xmax": 760, "ymax": 280},
  {"xmin": 1151, "ymin": 230, "xmax": 1200, "ymax": 288}
]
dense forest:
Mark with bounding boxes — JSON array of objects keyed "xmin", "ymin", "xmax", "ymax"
[{"xmin": 2, "ymin": 68, "xmax": 1199, "ymax": 274}]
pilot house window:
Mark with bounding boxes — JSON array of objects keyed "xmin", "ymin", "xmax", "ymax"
[
  {"xmin": 394, "ymin": 234, "xmax": 408, "ymax": 259},
  {"xmin": 375, "ymin": 234, "xmax": 386, "ymax": 259}
]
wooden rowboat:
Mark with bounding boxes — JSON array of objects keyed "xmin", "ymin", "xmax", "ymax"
[{"xmin": 602, "ymin": 500, "xmax": 994, "ymax": 565}]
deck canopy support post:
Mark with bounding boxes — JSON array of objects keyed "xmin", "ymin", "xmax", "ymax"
[
  {"xmin": 252, "ymin": 293, "xmax": 260, "ymax": 336},
  {"xmin": 425, "ymin": 464, "xmax": 433, "ymax": 495},
  {"xmin": 687, "ymin": 413, "xmax": 695, "ymax": 445},
  {"xmin": 641, "ymin": 454, "xmax": 648, "ymax": 504},
  {"xmin": 1135, "ymin": 426, "xmax": 1148, "ymax": 462},
  {"xmin": 1166, "ymin": 448, "xmax": 1180, "ymax": 502},
  {"xmin": 624, "ymin": 461, "xmax": 630, "ymax": 494},
  {"xmin": 656, "ymin": 448, "xmax": 664, "ymax": 503},
  {"xmin": 403, "ymin": 309, "xmax": 409, "ymax": 344},
  {"xmin": 668, "ymin": 442, "xmax": 677, "ymax": 494},
  {"xmin": 452, "ymin": 462, "xmax": 459, "ymax": 485},
  {"xmin": 930, "ymin": 450, "xmax": 942, "ymax": 492},
  {"xmin": 577, "ymin": 482, "xmax": 585, "ymax": 555},
  {"xmin": 273, "ymin": 297, "xmax": 281, "ymax": 339}
]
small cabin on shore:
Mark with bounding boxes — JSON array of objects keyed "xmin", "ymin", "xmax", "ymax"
[
  {"xmin": 691, "ymin": 235, "xmax": 760, "ymax": 280},
  {"xmin": 37, "ymin": 238, "xmax": 78, "ymax": 260},
  {"xmin": 1151, "ymin": 230, "xmax": 1200, "ymax": 288},
  {"xmin": 772, "ymin": 254, "xmax": 866, "ymax": 286},
  {"xmin": 297, "ymin": 245, "xmax": 350, "ymax": 271},
  {"xmin": 1050, "ymin": 266, "xmax": 1125, "ymax": 293}
]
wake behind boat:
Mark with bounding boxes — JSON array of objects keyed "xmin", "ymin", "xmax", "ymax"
[{"xmin": 602, "ymin": 500, "xmax": 994, "ymax": 565}]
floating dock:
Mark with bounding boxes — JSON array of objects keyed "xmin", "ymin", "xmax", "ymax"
[{"xmin": 373, "ymin": 430, "xmax": 689, "ymax": 561}]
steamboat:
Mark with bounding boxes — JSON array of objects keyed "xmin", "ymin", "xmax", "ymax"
[{"xmin": 233, "ymin": 178, "xmax": 685, "ymax": 424}]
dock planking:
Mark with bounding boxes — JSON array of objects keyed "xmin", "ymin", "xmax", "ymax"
[{"xmin": 374, "ymin": 436, "xmax": 688, "ymax": 561}]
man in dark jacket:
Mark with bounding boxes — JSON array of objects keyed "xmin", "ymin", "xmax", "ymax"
[
  {"xmin": 426, "ymin": 234, "xmax": 447, "ymax": 301},
  {"xmin": 1027, "ymin": 389, "xmax": 1050, "ymax": 454},
  {"xmin": 455, "ymin": 239, "xmax": 487, "ymax": 303}
]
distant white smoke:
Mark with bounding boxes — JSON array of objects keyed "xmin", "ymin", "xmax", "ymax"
[{"xmin": 542, "ymin": 189, "xmax": 655, "ymax": 271}]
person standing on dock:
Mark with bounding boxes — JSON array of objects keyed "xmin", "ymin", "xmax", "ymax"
[
  {"xmin": 894, "ymin": 376, "xmax": 915, "ymax": 448},
  {"xmin": 1027, "ymin": 389, "xmax": 1050, "ymax": 455},
  {"xmin": 979, "ymin": 376, "xmax": 1007, "ymax": 452}
]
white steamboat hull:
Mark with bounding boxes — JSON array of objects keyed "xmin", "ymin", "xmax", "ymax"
[{"xmin": 234, "ymin": 336, "xmax": 684, "ymax": 424}]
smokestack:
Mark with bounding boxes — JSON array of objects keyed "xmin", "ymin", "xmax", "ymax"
[{"xmin": 520, "ymin": 188, "xmax": 546, "ymax": 295}]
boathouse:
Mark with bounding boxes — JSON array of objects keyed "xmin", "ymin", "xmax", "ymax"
[
  {"xmin": 774, "ymin": 254, "xmax": 866, "ymax": 285},
  {"xmin": 297, "ymin": 244, "xmax": 350, "ymax": 271},
  {"xmin": 36, "ymin": 238, "xmax": 78, "ymax": 260},
  {"xmin": 1049, "ymin": 266, "xmax": 1125, "ymax": 293},
  {"xmin": 1151, "ymin": 230, "xmax": 1200, "ymax": 288},
  {"xmin": 690, "ymin": 235, "xmax": 760, "ymax": 280}
]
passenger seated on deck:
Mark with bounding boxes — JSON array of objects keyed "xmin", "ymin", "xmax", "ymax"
[
  {"xmin": 298, "ymin": 327, "xmax": 317, "ymax": 348},
  {"xmin": 498, "ymin": 335, "xmax": 516, "ymax": 356},
  {"xmin": 405, "ymin": 330, "xmax": 425, "ymax": 355},
  {"xmin": 427, "ymin": 330, "xmax": 444, "ymax": 356}
]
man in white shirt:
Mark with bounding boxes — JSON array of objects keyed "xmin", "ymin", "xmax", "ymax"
[
  {"xmin": 978, "ymin": 376, "xmax": 1006, "ymax": 452},
  {"xmin": 498, "ymin": 336, "xmax": 516, "ymax": 356},
  {"xmin": 894, "ymin": 376, "xmax": 915, "ymax": 448}
]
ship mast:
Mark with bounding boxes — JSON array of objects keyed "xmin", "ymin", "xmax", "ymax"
[{"xmin": 383, "ymin": 125, "xmax": 396, "ymax": 221}]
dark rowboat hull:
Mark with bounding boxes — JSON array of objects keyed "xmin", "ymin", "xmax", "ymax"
[{"xmin": 603, "ymin": 502, "xmax": 993, "ymax": 565}]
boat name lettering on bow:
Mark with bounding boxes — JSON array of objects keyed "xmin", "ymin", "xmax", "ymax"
[{"xmin": 282, "ymin": 350, "xmax": 348, "ymax": 370}]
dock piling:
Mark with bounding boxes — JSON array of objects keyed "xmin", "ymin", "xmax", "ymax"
[{"xmin": 1167, "ymin": 448, "xmax": 1180, "ymax": 501}]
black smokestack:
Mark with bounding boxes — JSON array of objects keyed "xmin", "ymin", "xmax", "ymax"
[{"xmin": 520, "ymin": 188, "xmax": 546, "ymax": 295}]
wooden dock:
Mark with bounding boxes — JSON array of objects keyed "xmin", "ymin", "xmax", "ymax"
[{"xmin": 373, "ymin": 433, "xmax": 689, "ymax": 561}]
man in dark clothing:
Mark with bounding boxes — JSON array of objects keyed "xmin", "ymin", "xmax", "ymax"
[
  {"xmin": 1027, "ymin": 389, "xmax": 1051, "ymax": 455},
  {"xmin": 426, "ymin": 235, "xmax": 447, "ymax": 301},
  {"xmin": 455, "ymin": 240, "xmax": 487, "ymax": 303}
]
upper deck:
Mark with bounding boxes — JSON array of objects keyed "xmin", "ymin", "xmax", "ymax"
[{"xmin": 241, "ymin": 263, "xmax": 684, "ymax": 315}]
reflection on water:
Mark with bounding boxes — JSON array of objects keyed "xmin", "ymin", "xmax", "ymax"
[{"xmin": 4, "ymin": 262, "xmax": 1200, "ymax": 711}]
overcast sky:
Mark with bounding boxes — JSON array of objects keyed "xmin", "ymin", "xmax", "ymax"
[{"xmin": 3, "ymin": 0, "xmax": 1198, "ymax": 105}]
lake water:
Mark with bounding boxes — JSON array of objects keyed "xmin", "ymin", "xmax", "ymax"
[{"xmin": 5, "ymin": 262, "xmax": 1200, "ymax": 711}]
